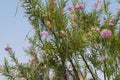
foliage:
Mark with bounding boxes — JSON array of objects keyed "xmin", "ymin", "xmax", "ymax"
[{"xmin": 1, "ymin": 0, "xmax": 120, "ymax": 80}]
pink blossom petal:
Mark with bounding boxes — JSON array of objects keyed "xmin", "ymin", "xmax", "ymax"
[
  {"xmin": 40, "ymin": 31, "xmax": 49, "ymax": 37},
  {"xmin": 5, "ymin": 44, "xmax": 12, "ymax": 51},
  {"xmin": 46, "ymin": 21, "xmax": 51, "ymax": 26},
  {"xmin": 75, "ymin": 3, "xmax": 83, "ymax": 10},
  {"xmin": 95, "ymin": 27, "xmax": 100, "ymax": 32},
  {"xmin": 61, "ymin": 31, "xmax": 67, "ymax": 36},
  {"xmin": 109, "ymin": 19, "xmax": 115, "ymax": 26},
  {"xmin": 100, "ymin": 29, "xmax": 112, "ymax": 38},
  {"xmin": 93, "ymin": 0, "xmax": 101, "ymax": 8},
  {"xmin": 72, "ymin": 14, "xmax": 78, "ymax": 19},
  {"xmin": 73, "ymin": 24, "xmax": 79, "ymax": 28},
  {"xmin": 20, "ymin": 77, "xmax": 26, "ymax": 80},
  {"xmin": 67, "ymin": 6, "xmax": 73, "ymax": 11},
  {"xmin": 100, "ymin": 55, "xmax": 105, "ymax": 61}
]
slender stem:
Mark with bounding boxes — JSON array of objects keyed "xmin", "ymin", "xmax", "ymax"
[
  {"xmin": 80, "ymin": 54, "xmax": 96, "ymax": 80},
  {"xmin": 73, "ymin": 56, "xmax": 84, "ymax": 78},
  {"xmin": 68, "ymin": 56, "xmax": 80, "ymax": 80},
  {"xmin": 62, "ymin": 62, "xmax": 68, "ymax": 80},
  {"xmin": 103, "ymin": 60, "xmax": 107, "ymax": 80},
  {"xmin": 103, "ymin": 0, "xmax": 109, "ymax": 18},
  {"xmin": 94, "ymin": 67, "xmax": 99, "ymax": 80}
]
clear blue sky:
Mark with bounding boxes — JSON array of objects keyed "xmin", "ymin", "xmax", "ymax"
[
  {"xmin": 0, "ymin": 0, "xmax": 32, "ymax": 65},
  {"xmin": 0, "ymin": 0, "xmax": 119, "ymax": 79}
]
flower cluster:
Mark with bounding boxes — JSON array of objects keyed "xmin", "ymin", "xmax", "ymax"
[
  {"xmin": 108, "ymin": 18, "xmax": 115, "ymax": 26},
  {"xmin": 74, "ymin": 3, "xmax": 84, "ymax": 10},
  {"xmin": 5, "ymin": 44, "xmax": 12, "ymax": 52},
  {"xmin": 40, "ymin": 31, "xmax": 49, "ymax": 37},
  {"xmin": 100, "ymin": 29, "xmax": 112, "ymax": 38}
]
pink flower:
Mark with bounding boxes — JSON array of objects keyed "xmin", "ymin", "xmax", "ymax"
[
  {"xmin": 95, "ymin": 27, "xmax": 100, "ymax": 32},
  {"xmin": 100, "ymin": 29, "xmax": 112, "ymax": 38},
  {"xmin": 20, "ymin": 77, "xmax": 26, "ymax": 80},
  {"xmin": 45, "ymin": 21, "xmax": 51, "ymax": 26},
  {"xmin": 40, "ymin": 31, "xmax": 49, "ymax": 37},
  {"xmin": 0, "ymin": 66, "xmax": 3, "ymax": 72},
  {"xmin": 61, "ymin": 31, "xmax": 67, "ymax": 36},
  {"xmin": 75, "ymin": 3, "xmax": 83, "ymax": 10},
  {"xmin": 94, "ymin": 2, "xmax": 99, "ymax": 8},
  {"xmin": 72, "ymin": 14, "xmax": 78, "ymax": 19},
  {"xmin": 5, "ymin": 44, "xmax": 12, "ymax": 51},
  {"xmin": 73, "ymin": 23, "xmax": 78, "ymax": 28},
  {"xmin": 91, "ymin": 27, "xmax": 100, "ymax": 32},
  {"xmin": 67, "ymin": 6, "xmax": 72, "ymax": 11},
  {"xmin": 11, "ymin": 73, "xmax": 17, "ymax": 78},
  {"xmin": 31, "ymin": 57, "xmax": 36, "ymax": 61},
  {"xmin": 93, "ymin": 0, "xmax": 101, "ymax": 8},
  {"xmin": 108, "ymin": 18, "xmax": 115, "ymax": 26},
  {"xmin": 100, "ymin": 55, "xmax": 105, "ymax": 61}
]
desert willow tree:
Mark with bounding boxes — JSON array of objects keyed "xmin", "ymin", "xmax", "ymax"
[{"xmin": 1, "ymin": 0, "xmax": 120, "ymax": 80}]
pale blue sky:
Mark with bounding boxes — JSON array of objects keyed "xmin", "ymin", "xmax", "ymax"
[{"xmin": 0, "ymin": 0, "xmax": 32, "ymax": 65}]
